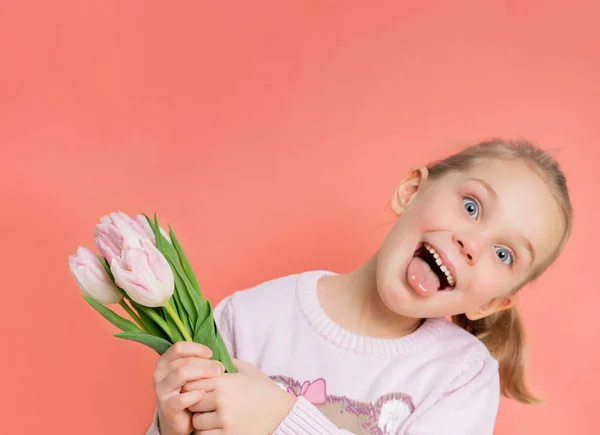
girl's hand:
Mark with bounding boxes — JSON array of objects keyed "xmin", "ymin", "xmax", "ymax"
[
  {"xmin": 183, "ymin": 359, "xmax": 296, "ymax": 435},
  {"xmin": 152, "ymin": 342, "xmax": 225, "ymax": 435}
]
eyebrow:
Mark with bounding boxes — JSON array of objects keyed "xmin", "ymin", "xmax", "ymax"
[
  {"xmin": 471, "ymin": 177, "xmax": 497, "ymax": 200},
  {"xmin": 520, "ymin": 237, "xmax": 536, "ymax": 264},
  {"xmin": 470, "ymin": 177, "xmax": 536, "ymax": 264}
]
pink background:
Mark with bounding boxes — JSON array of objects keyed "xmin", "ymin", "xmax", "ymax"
[{"xmin": 1, "ymin": 1, "xmax": 598, "ymax": 434}]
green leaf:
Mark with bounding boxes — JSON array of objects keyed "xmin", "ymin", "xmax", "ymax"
[
  {"xmin": 129, "ymin": 302, "xmax": 176, "ymax": 342},
  {"xmin": 168, "ymin": 225, "xmax": 202, "ymax": 299},
  {"xmin": 172, "ymin": 288, "xmax": 191, "ymax": 333},
  {"xmin": 82, "ymin": 295, "xmax": 141, "ymax": 332},
  {"xmin": 198, "ymin": 299, "xmax": 210, "ymax": 322},
  {"xmin": 191, "ymin": 301, "xmax": 235, "ymax": 373},
  {"xmin": 166, "ymin": 295, "xmax": 190, "ymax": 339},
  {"xmin": 163, "ymin": 293, "xmax": 191, "ymax": 340},
  {"xmin": 151, "ymin": 213, "xmax": 164, "ymax": 251},
  {"xmin": 131, "ymin": 301, "xmax": 171, "ymax": 341},
  {"xmin": 167, "ymin": 255, "xmax": 198, "ymax": 328},
  {"xmin": 193, "ymin": 302, "xmax": 217, "ymax": 348},
  {"xmin": 114, "ymin": 331, "xmax": 173, "ymax": 355},
  {"xmin": 215, "ymin": 331, "xmax": 235, "ymax": 373},
  {"xmin": 147, "ymin": 306, "xmax": 177, "ymax": 342}
]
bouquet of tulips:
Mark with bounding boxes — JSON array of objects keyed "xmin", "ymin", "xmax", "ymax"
[{"xmin": 68, "ymin": 211, "xmax": 234, "ymax": 373}]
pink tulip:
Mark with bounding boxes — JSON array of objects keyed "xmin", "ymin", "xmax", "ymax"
[
  {"xmin": 110, "ymin": 237, "xmax": 174, "ymax": 307},
  {"xmin": 94, "ymin": 212, "xmax": 151, "ymax": 263},
  {"xmin": 68, "ymin": 247, "xmax": 123, "ymax": 305},
  {"xmin": 134, "ymin": 214, "xmax": 171, "ymax": 244}
]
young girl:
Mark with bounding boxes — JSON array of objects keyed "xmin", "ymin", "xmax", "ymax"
[{"xmin": 146, "ymin": 139, "xmax": 572, "ymax": 435}]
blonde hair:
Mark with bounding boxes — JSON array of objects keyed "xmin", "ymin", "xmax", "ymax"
[{"xmin": 426, "ymin": 138, "xmax": 573, "ymax": 404}]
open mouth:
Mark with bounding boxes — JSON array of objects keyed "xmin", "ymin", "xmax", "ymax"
[{"xmin": 413, "ymin": 243, "xmax": 456, "ymax": 291}]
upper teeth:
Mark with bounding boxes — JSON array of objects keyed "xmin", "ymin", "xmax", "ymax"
[{"xmin": 424, "ymin": 244, "xmax": 455, "ymax": 286}]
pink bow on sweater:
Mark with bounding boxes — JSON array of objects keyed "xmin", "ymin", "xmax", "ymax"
[{"xmin": 287, "ymin": 378, "xmax": 327, "ymax": 405}]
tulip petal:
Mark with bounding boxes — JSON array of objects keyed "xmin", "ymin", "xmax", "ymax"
[
  {"xmin": 69, "ymin": 247, "xmax": 123, "ymax": 305},
  {"xmin": 109, "ymin": 212, "xmax": 147, "ymax": 249},
  {"xmin": 94, "ymin": 223, "xmax": 123, "ymax": 264},
  {"xmin": 110, "ymin": 244, "xmax": 174, "ymax": 308},
  {"xmin": 117, "ymin": 211, "xmax": 150, "ymax": 239}
]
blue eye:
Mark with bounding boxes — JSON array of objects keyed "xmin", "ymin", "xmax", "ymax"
[
  {"xmin": 495, "ymin": 247, "xmax": 513, "ymax": 265},
  {"xmin": 463, "ymin": 198, "xmax": 479, "ymax": 219}
]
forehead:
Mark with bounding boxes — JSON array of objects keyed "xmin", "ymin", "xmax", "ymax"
[{"xmin": 453, "ymin": 158, "xmax": 565, "ymax": 264}]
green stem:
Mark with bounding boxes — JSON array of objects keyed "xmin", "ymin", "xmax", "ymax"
[
  {"xmin": 144, "ymin": 307, "xmax": 176, "ymax": 342},
  {"xmin": 163, "ymin": 303, "xmax": 193, "ymax": 341},
  {"xmin": 119, "ymin": 300, "xmax": 149, "ymax": 333}
]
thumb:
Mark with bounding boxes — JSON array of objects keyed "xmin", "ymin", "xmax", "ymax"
[{"xmin": 232, "ymin": 358, "xmax": 256, "ymax": 373}]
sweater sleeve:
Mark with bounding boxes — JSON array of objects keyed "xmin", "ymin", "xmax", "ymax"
[
  {"xmin": 405, "ymin": 357, "xmax": 500, "ymax": 435},
  {"xmin": 273, "ymin": 397, "xmax": 356, "ymax": 435},
  {"xmin": 144, "ymin": 295, "xmax": 237, "ymax": 435},
  {"xmin": 145, "ymin": 410, "xmax": 160, "ymax": 435}
]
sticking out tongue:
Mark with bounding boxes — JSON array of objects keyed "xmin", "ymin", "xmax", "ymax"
[{"xmin": 407, "ymin": 257, "xmax": 440, "ymax": 297}]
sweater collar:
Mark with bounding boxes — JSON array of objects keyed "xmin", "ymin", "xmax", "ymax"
[{"xmin": 297, "ymin": 270, "xmax": 449, "ymax": 357}]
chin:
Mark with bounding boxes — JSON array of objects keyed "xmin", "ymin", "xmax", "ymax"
[
  {"xmin": 376, "ymin": 265, "xmax": 419, "ymax": 317},
  {"xmin": 375, "ymin": 240, "xmax": 419, "ymax": 308},
  {"xmin": 378, "ymin": 282, "xmax": 455, "ymax": 319}
]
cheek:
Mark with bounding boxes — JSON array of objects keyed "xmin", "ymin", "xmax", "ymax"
[
  {"xmin": 410, "ymin": 198, "xmax": 459, "ymax": 230},
  {"xmin": 468, "ymin": 262, "xmax": 512, "ymax": 302}
]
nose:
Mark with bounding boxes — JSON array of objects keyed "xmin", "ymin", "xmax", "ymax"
[{"xmin": 453, "ymin": 232, "xmax": 480, "ymax": 264}]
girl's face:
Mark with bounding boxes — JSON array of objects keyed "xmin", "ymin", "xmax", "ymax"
[{"xmin": 376, "ymin": 158, "xmax": 565, "ymax": 320}]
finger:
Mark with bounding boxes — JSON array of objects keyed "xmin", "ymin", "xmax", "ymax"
[
  {"xmin": 193, "ymin": 411, "xmax": 221, "ymax": 431},
  {"xmin": 232, "ymin": 358, "xmax": 255, "ymax": 373},
  {"xmin": 187, "ymin": 390, "xmax": 216, "ymax": 413},
  {"xmin": 158, "ymin": 364, "xmax": 221, "ymax": 397},
  {"xmin": 158, "ymin": 342, "xmax": 213, "ymax": 367},
  {"xmin": 194, "ymin": 430, "xmax": 224, "ymax": 435},
  {"xmin": 156, "ymin": 358, "xmax": 222, "ymax": 385},
  {"xmin": 181, "ymin": 377, "xmax": 218, "ymax": 394},
  {"xmin": 168, "ymin": 358, "xmax": 224, "ymax": 375},
  {"xmin": 163, "ymin": 389, "xmax": 205, "ymax": 412}
]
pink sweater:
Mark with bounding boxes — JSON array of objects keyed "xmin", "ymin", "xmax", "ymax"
[{"xmin": 146, "ymin": 270, "xmax": 500, "ymax": 434}]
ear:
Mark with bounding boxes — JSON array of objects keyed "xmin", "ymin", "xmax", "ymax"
[
  {"xmin": 465, "ymin": 296, "xmax": 515, "ymax": 321},
  {"xmin": 391, "ymin": 166, "xmax": 429, "ymax": 216}
]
